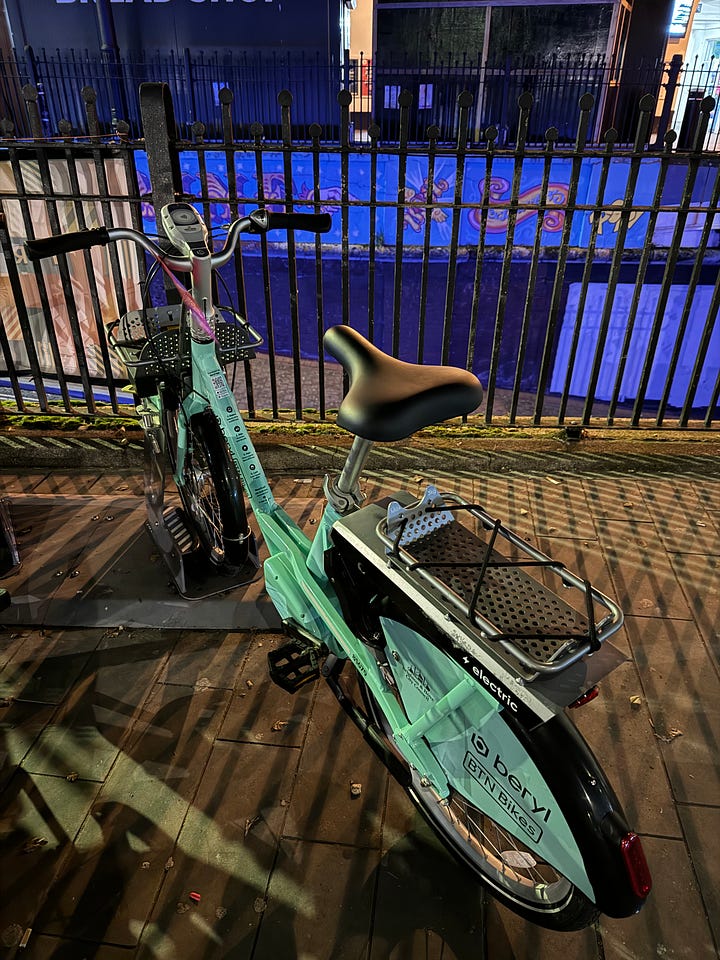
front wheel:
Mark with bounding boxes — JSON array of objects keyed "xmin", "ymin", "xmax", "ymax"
[
  {"xmin": 166, "ymin": 407, "xmax": 251, "ymax": 570},
  {"xmin": 359, "ymin": 680, "xmax": 599, "ymax": 931}
]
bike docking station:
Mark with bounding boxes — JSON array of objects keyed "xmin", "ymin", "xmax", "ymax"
[{"xmin": 107, "ymin": 303, "xmax": 264, "ymax": 600}]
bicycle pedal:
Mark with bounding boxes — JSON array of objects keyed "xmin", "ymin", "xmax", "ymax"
[
  {"xmin": 164, "ymin": 508, "xmax": 196, "ymax": 555},
  {"xmin": 267, "ymin": 639, "xmax": 321, "ymax": 694}
]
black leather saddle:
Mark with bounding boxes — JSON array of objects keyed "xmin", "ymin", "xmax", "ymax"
[{"xmin": 323, "ymin": 325, "xmax": 484, "ymax": 442}]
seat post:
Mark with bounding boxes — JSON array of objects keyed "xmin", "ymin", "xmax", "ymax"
[{"xmin": 324, "ymin": 435, "xmax": 373, "ymax": 514}]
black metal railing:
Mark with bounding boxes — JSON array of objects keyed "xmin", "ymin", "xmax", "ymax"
[
  {"xmin": 3, "ymin": 47, "xmax": 720, "ymax": 148},
  {"xmin": 0, "ymin": 81, "xmax": 719, "ymax": 431}
]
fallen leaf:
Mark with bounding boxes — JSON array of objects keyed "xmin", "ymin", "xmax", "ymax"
[
  {"xmin": 654, "ymin": 727, "xmax": 683, "ymax": 743},
  {"xmin": 244, "ymin": 815, "xmax": 261, "ymax": 838},
  {"xmin": 272, "ymin": 720, "xmax": 289, "ymax": 732},
  {"xmin": 22, "ymin": 837, "xmax": 48, "ymax": 854},
  {"xmin": 350, "ymin": 781, "xmax": 362, "ymax": 798}
]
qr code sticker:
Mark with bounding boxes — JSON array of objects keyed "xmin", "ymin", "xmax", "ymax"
[{"xmin": 211, "ymin": 374, "xmax": 229, "ymax": 399}]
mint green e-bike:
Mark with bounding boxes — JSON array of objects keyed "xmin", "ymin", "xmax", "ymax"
[{"xmin": 26, "ymin": 203, "xmax": 652, "ymax": 931}]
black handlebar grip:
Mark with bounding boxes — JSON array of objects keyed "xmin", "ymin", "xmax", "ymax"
[
  {"xmin": 25, "ymin": 227, "xmax": 111, "ymax": 262},
  {"xmin": 265, "ymin": 211, "xmax": 332, "ymax": 233}
]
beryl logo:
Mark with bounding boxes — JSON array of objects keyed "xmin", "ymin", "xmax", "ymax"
[{"xmin": 471, "ymin": 732, "xmax": 489, "ymax": 758}]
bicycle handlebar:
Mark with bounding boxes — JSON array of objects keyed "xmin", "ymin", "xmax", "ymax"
[
  {"xmin": 24, "ymin": 208, "xmax": 332, "ymax": 269},
  {"xmin": 260, "ymin": 211, "xmax": 332, "ymax": 234},
  {"xmin": 26, "ymin": 227, "xmax": 111, "ymax": 261}
]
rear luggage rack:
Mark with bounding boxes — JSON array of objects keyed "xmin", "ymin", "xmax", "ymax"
[{"xmin": 377, "ymin": 486, "xmax": 623, "ymax": 678}]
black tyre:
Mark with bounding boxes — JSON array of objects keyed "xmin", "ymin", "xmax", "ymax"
[
  {"xmin": 166, "ymin": 407, "xmax": 250, "ymax": 569},
  {"xmin": 359, "ymin": 679, "xmax": 599, "ymax": 931}
]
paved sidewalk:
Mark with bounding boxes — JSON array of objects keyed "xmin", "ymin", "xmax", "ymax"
[{"xmin": 0, "ymin": 460, "xmax": 719, "ymax": 959}]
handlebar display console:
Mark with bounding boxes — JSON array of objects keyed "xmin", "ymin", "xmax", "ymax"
[{"xmin": 161, "ymin": 202, "xmax": 210, "ymax": 259}]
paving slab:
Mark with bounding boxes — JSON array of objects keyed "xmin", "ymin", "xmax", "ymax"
[
  {"xmin": 641, "ymin": 477, "xmax": 720, "ymax": 555},
  {"xmin": 599, "ymin": 835, "xmax": 717, "ymax": 960},
  {"xmin": 0, "ymin": 628, "xmax": 103, "ymax": 704},
  {"xmin": 676, "ymin": 803, "xmax": 720, "ymax": 949},
  {"xmin": 0, "ymin": 700, "xmax": 57, "ymax": 791},
  {"xmin": 473, "ymin": 473, "xmax": 535, "ymax": 538},
  {"xmin": 22, "ymin": 629, "xmax": 172, "ymax": 781},
  {"xmin": 29, "ymin": 681, "xmax": 230, "ymax": 949},
  {"xmin": 137, "ymin": 737, "xmax": 302, "ymax": 960},
  {"xmin": 486, "ymin": 903, "xmax": 600, "ymax": 960},
  {"xmin": 0, "ymin": 469, "xmax": 51, "ymax": 495},
  {"xmin": 581, "ymin": 475, "xmax": 651, "ymax": 523},
  {"xmin": 29, "ymin": 472, "xmax": 114, "ymax": 497},
  {"xmin": 668, "ymin": 551, "xmax": 720, "ymax": 666},
  {"xmin": 155, "ymin": 629, "xmax": 250, "ymax": 690},
  {"xmin": 597, "ymin": 518, "xmax": 694, "ymax": 620},
  {"xmin": 120, "ymin": 683, "xmax": 232, "ymax": 799},
  {"xmin": 374, "ymin": 779, "xmax": 488, "ymax": 959},
  {"xmin": 527, "ymin": 476, "xmax": 598, "ymax": 540},
  {"xmin": 10, "ymin": 935, "xmax": 134, "ymax": 958},
  {"xmin": 286, "ymin": 679, "xmax": 387, "ymax": 849},
  {"xmin": 218, "ymin": 634, "xmax": 315, "ymax": 748},
  {"xmin": 256, "ymin": 837, "xmax": 378, "ymax": 960},
  {"xmin": 0, "ymin": 772, "xmax": 100, "ymax": 939},
  {"xmin": 571, "ymin": 656, "xmax": 682, "ymax": 839},
  {"xmin": 625, "ymin": 614, "xmax": 720, "ymax": 807}
]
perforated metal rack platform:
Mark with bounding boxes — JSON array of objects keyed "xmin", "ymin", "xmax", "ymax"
[
  {"xmin": 406, "ymin": 519, "xmax": 590, "ymax": 668},
  {"xmin": 375, "ymin": 487, "xmax": 622, "ymax": 677}
]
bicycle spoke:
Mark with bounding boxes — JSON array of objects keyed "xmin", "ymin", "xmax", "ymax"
[{"xmin": 445, "ymin": 791, "xmax": 561, "ymax": 891}]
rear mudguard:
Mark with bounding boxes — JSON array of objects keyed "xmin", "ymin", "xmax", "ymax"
[{"xmin": 503, "ymin": 707, "xmax": 645, "ymax": 918}]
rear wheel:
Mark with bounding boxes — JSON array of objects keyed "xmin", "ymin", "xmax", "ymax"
[
  {"xmin": 360, "ymin": 679, "xmax": 599, "ymax": 931},
  {"xmin": 166, "ymin": 406, "xmax": 250, "ymax": 569}
]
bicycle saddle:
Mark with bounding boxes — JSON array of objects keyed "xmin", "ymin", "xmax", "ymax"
[{"xmin": 324, "ymin": 325, "xmax": 484, "ymax": 442}]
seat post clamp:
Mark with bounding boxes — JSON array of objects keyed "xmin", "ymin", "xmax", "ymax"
[{"xmin": 324, "ymin": 474, "xmax": 365, "ymax": 515}]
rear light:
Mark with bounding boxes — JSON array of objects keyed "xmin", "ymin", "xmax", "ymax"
[
  {"xmin": 621, "ymin": 832, "xmax": 652, "ymax": 899},
  {"xmin": 568, "ymin": 686, "xmax": 599, "ymax": 709}
]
